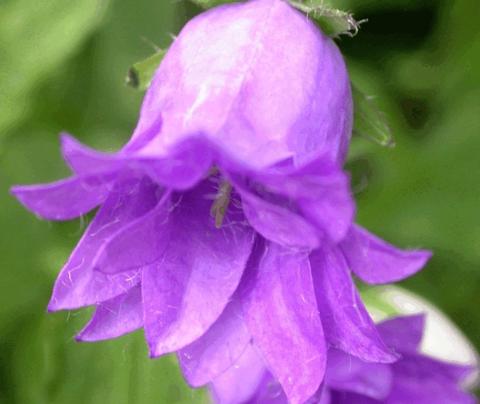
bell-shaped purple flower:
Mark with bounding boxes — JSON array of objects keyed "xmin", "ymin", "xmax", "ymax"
[
  {"xmin": 211, "ymin": 315, "xmax": 477, "ymax": 403},
  {"xmin": 11, "ymin": 0, "xmax": 431, "ymax": 402}
]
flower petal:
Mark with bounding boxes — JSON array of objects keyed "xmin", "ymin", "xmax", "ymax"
[
  {"xmin": 325, "ymin": 348, "xmax": 392, "ymax": 400},
  {"xmin": 142, "ymin": 181, "xmax": 255, "ymax": 357},
  {"xmin": 340, "ymin": 225, "xmax": 431, "ymax": 284},
  {"xmin": 178, "ymin": 300, "xmax": 251, "ymax": 388},
  {"xmin": 389, "ymin": 353, "xmax": 476, "ymax": 404},
  {"xmin": 60, "ymin": 133, "xmax": 213, "ymax": 190},
  {"xmin": 48, "ymin": 176, "xmax": 160, "ymax": 311},
  {"xmin": 395, "ymin": 353, "xmax": 476, "ymax": 386},
  {"xmin": 311, "ymin": 245, "xmax": 398, "ymax": 363},
  {"xmin": 242, "ymin": 242, "xmax": 326, "ymax": 403},
  {"xmin": 209, "ymin": 344, "xmax": 269, "ymax": 404},
  {"xmin": 253, "ymin": 158, "xmax": 354, "ymax": 243},
  {"xmin": 11, "ymin": 174, "xmax": 114, "ymax": 220},
  {"xmin": 60, "ymin": 133, "xmax": 123, "ymax": 175},
  {"xmin": 93, "ymin": 192, "xmax": 171, "ymax": 274},
  {"xmin": 377, "ymin": 315, "xmax": 426, "ymax": 353},
  {"xmin": 231, "ymin": 175, "xmax": 320, "ymax": 249},
  {"xmin": 76, "ymin": 284, "xmax": 143, "ymax": 342}
]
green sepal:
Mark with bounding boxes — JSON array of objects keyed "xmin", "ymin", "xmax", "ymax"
[
  {"xmin": 351, "ymin": 83, "xmax": 395, "ymax": 148},
  {"xmin": 189, "ymin": 0, "xmax": 364, "ymax": 38},
  {"xmin": 288, "ymin": 0, "xmax": 365, "ymax": 38},
  {"xmin": 126, "ymin": 49, "xmax": 167, "ymax": 91}
]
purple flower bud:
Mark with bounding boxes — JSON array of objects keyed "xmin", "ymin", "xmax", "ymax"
[
  {"xmin": 128, "ymin": 0, "xmax": 353, "ymax": 169},
  {"xmin": 11, "ymin": 0, "xmax": 431, "ymax": 402}
]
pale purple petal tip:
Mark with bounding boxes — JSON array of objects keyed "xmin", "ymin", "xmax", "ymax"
[
  {"xmin": 11, "ymin": 175, "xmax": 112, "ymax": 220},
  {"xmin": 178, "ymin": 301, "xmax": 251, "ymax": 388},
  {"xmin": 60, "ymin": 133, "xmax": 122, "ymax": 176},
  {"xmin": 341, "ymin": 224, "xmax": 432, "ymax": 285},
  {"xmin": 210, "ymin": 344, "xmax": 269, "ymax": 404},
  {"xmin": 76, "ymin": 285, "xmax": 143, "ymax": 342}
]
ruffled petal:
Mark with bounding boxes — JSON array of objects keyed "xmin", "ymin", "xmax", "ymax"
[
  {"xmin": 242, "ymin": 242, "xmax": 326, "ymax": 404},
  {"xmin": 142, "ymin": 181, "xmax": 255, "ymax": 357},
  {"xmin": 60, "ymin": 133, "xmax": 212, "ymax": 190},
  {"xmin": 178, "ymin": 301, "xmax": 251, "ymax": 387},
  {"xmin": 377, "ymin": 315, "xmax": 426, "ymax": 353},
  {"xmin": 325, "ymin": 349, "xmax": 392, "ymax": 400},
  {"xmin": 134, "ymin": 137, "xmax": 214, "ymax": 190},
  {"xmin": 76, "ymin": 284, "xmax": 143, "ymax": 342},
  {"xmin": 209, "ymin": 344, "xmax": 269, "ymax": 404},
  {"xmin": 310, "ymin": 245, "xmax": 398, "ymax": 363},
  {"xmin": 48, "ymin": 176, "xmax": 160, "ymax": 310},
  {"xmin": 11, "ymin": 174, "xmax": 114, "ymax": 220},
  {"xmin": 60, "ymin": 133, "xmax": 123, "ymax": 175},
  {"xmin": 340, "ymin": 225, "xmax": 431, "ymax": 284}
]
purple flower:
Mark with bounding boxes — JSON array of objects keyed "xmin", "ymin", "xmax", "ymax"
[
  {"xmin": 211, "ymin": 315, "xmax": 477, "ymax": 404},
  {"xmin": 11, "ymin": 0, "xmax": 430, "ymax": 402}
]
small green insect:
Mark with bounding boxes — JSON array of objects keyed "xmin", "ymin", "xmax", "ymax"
[{"xmin": 210, "ymin": 180, "xmax": 233, "ymax": 229}]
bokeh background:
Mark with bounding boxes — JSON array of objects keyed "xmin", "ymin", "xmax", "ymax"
[{"xmin": 0, "ymin": 0, "xmax": 479, "ymax": 402}]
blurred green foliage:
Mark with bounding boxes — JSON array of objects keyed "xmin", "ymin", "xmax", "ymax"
[{"xmin": 0, "ymin": 0, "xmax": 479, "ymax": 403}]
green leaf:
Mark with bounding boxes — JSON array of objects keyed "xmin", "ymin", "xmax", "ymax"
[
  {"xmin": 188, "ymin": 0, "xmax": 237, "ymax": 9},
  {"xmin": 288, "ymin": 0, "xmax": 365, "ymax": 37},
  {"xmin": 351, "ymin": 83, "xmax": 395, "ymax": 147},
  {"xmin": 12, "ymin": 313, "xmax": 208, "ymax": 404},
  {"xmin": 126, "ymin": 49, "xmax": 168, "ymax": 91}
]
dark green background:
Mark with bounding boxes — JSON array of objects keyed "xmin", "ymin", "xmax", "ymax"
[{"xmin": 0, "ymin": 0, "xmax": 478, "ymax": 402}]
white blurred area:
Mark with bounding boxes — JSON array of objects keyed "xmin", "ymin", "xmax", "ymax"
[{"xmin": 367, "ymin": 286, "xmax": 479, "ymax": 388}]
